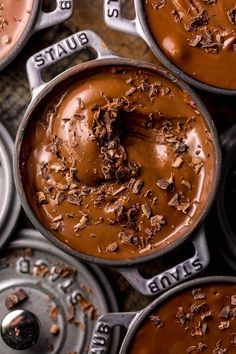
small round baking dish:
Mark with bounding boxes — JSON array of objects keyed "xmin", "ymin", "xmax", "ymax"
[
  {"xmin": 0, "ymin": 0, "xmax": 73, "ymax": 72},
  {"xmin": 14, "ymin": 30, "xmax": 221, "ymax": 296},
  {"xmin": 89, "ymin": 275, "xmax": 236, "ymax": 353},
  {"xmin": 104, "ymin": 0, "xmax": 236, "ymax": 96}
]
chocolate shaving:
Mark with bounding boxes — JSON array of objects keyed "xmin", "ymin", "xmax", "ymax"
[
  {"xmin": 150, "ymin": 215, "xmax": 166, "ymax": 230},
  {"xmin": 176, "ymin": 307, "xmax": 187, "ymax": 325},
  {"xmin": 39, "ymin": 162, "xmax": 50, "ymax": 180},
  {"xmin": 189, "ymin": 34, "xmax": 203, "ymax": 47},
  {"xmin": 127, "ymin": 204, "xmax": 140, "ymax": 231},
  {"xmin": 50, "ymin": 324, "xmax": 60, "ymax": 335},
  {"xmin": 5, "ymin": 289, "xmax": 28, "ymax": 309},
  {"xmin": 105, "ymin": 242, "xmax": 119, "ymax": 252},
  {"xmin": 141, "ymin": 204, "xmax": 152, "ymax": 218},
  {"xmin": 132, "ymin": 180, "xmax": 144, "ymax": 194},
  {"xmin": 218, "ymin": 321, "xmax": 230, "ymax": 330},
  {"xmin": 157, "ymin": 174, "xmax": 174, "ymax": 191},
  {"xmin": 174, "ymin": 142, "xmax": 188, "ymax": 155},
  {"xmin": 152, "ymin": 0, "xmax": 166, "ymax": 10},
  {"xmin": 197, "ymin": 342, "xmax": 207, "ymax": 351},
  {"xmin": 192, "ymin": 288, "xmax": 206, "ymax": 300},
  {"xmin": 118, "ymin": 231, "xmax": 134, "ymax": 245},
  {"xmin": 171, "ymin": 9, "xmax": 182, "ymax": 23},
  {"xmin": 74, "ymin": 215, "xmax": 88, "ymax": 232},
  {"xmin": 184, "ymin": 8, "xmax": 209, "ymax": 32},
  {"xmin": 231, "ymin": 295, "xmax": 236, "ymax": 305},
  {"xmin": 125, "ymin": 87, "xmax": 137, "ymax": 97},
  {"xmin": 37, "ymin": 191, "xmax": 48, "ymax": 205},
  {"xmin": 219, "ymin": 305, "xmax": 231, "ymax": 319},
  {"xmin": 150, "ymin": 315, "xmax": 163, "ymax": 328},
  {"xmin": 190, "ymin": 157, "xmax": 203, "ymax": 174},
  {"xmin": 172, "ymin": 156, "xmax": 184, "ymax": 169},
  {"xmin": 227, "ymin": 6, "xmax": 236, "ymax": 25}
]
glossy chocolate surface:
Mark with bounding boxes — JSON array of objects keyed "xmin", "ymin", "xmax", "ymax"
[
  {"xmin": 20, "ymin": 65, "xmax": 215, "ymax": 260},
  {"xmin": 144, "ymin": 0, "xmax": 236, "ymax": 90},
  {"xmin": 129, "ymin": 283, "xmax": 236, "ymax": 353},
  {"xmin": 0, "ymin": 0, "xmax": 33, "ymax": 60}
]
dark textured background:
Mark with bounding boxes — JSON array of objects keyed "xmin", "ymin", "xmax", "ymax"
[{"xmin": 0, "ymin": 0, "xmax": 235, "ymax": 314}]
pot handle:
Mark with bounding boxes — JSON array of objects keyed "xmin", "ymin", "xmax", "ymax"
[
  {"xmin": 26, "ymin": 30, "xmax": 115, "ymax": 96},
  {"xmin": 118, "ymin": 227, "xmax": 209, "ymax": 297},
  {"xmin": 34, "ymin": 0, "xmax": 73, "ymax": 32},
  {"xmin": 89, "ymin": 312, "xmax": 137, "ymax": 354},
  {"xmin": 104, "ymin": 0, "xmax": 139, "ymax": 37}
]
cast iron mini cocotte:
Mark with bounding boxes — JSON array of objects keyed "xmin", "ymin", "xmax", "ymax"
[
  {"xmin": 0, "ymin": 228, "xmax": 119, "ymax": 353},
  {"xmin": 104, "ymin": 0, "xmax": 236, "ymax": 96},
  {"xmin": 0, "ymin": 0, "xmax": 73, "ymax": 72},
  {"xmin": 89, "ymin": 276, "xmax": 236, "ymax": 354},
  {"xmin": 0, "ymin": 122, "xmax": 20, "ymax": 248},
  {"xmin": 217, "ymin": 125, "xmax": 236, "ymax": 269},
  {"xmin": 14, "ymin": 30, "xmax": 221, "ymax": 297}
]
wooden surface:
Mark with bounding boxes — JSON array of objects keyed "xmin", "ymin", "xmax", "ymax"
[{"xmin": 0, "ymin": 0, "xmax": 235, "ymax": 315}]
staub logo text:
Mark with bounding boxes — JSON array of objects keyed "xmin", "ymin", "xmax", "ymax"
[
  {"xmin": 34, "ymin": 33, "xmax": 89, "ymax": 67},
  {"xmin": 59, "ymin": 1, "xmax": 72, "ymax": 10},
  {"xmin": 147, "ymin": 258, "xmax": 203, "ymax": 294},
  {"xmin": 106, "ymin": 0, "xmax": 119, "ymax": 18},
  {"xmin": 90, "ymin": 323, "xmax": 111, "ymax": 354}
]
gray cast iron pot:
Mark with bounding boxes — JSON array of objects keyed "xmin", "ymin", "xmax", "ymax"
[
  {"xmin": 14, "ymin": 30, "xmax": 221, "ymax": 297},
  {"xmin": 89, "ymin": 275, "xmax": 236, "ymax": 354},
  {"xmin": 0, "ymin": 0, "xmax": 73, "ymax": 72},
  {"xmin": 104, "ymin": 0, "xmax": 236, "ymax": 96},
  {"xmin": 217, "ymin": 125, "xmax": 236, "ymax": 269}
]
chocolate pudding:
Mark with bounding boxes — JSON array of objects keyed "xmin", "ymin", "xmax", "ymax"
[
  {"xmin": 0, "ymin": 0, "xmax": 33, "ymax": 61},
  {"xmin": 20, "ymin": 65, "xmax": 215, "ymax": 260},
  {"xmin": 144, "ymin": 0, "xmax": 236, "ymax": 90},
  {"xmin": 129, "ymin": 283, "xmax": 236, "ymax": 353}
]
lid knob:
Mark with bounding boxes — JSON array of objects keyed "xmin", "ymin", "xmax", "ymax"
[{"xmin": 1, "ymin": 310, "xmax": 40, "ymax": 350}]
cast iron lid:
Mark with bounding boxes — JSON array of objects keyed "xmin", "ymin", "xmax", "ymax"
[
  {"xmin": 217, "ymin": 133, "xmax": 236, "ymax": 270},
  {"xmin": 0, "ymin": 228, "xmax": 119, "ymax": 354},
  {"xmin": 0, "ymin": 122, "xmax": 21, "ymax": 247}
]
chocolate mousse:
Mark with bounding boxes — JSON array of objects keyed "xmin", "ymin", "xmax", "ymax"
[
  {"xmin": 0, "ymin": 0, "xmax": 33, "ymax": 61},
  {"xmin": 144, "ymin": 0, "xmax": 236, "ymax": 89},
  {"xmin": 129, "ymin": 283, "xmax": 236, "ymax": 353},
  {"xmin": 19, "ymin": 65, "xmax": 215, "ymax": 260}
]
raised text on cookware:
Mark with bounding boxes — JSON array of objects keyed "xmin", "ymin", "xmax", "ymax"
[
  {"xmin": 90, "ymin": 322, "xmax": 111, "ymax": 354},
  {"xmin": 59, "ymin": 0, "xmax": 72, "ymax": 9},
  {"xmin": 106, "ymin": 0, "xmax": 119, "ymax": 18},
  {"xmin": 34, "ymin": 33, "xmax": 89, "ymax": 67},
  {"xmin": 148, "ymin": 257, "xmax": 203, "ymax": 294}
]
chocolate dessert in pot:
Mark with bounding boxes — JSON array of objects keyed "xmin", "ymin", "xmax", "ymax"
[
  {"xmin": 0, "ymin": 0, "xmax": 33, "ymax": 61},
  {"xmin": 20, "ymin": 65, "xmax": 215, "ymax": 260},
  {"xmin": 144, "ymin": 0, "xmax": 236, "ymax": 90},
  {"xmin": 129, "ymin": 283, "xmax": 236, "ymax": 353}
]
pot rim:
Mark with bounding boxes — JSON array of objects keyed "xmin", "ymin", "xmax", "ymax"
[
  {"xmin": 121, "ymin": 275, "xmax": 236, "ymax": 353},
  {"xmin": 14, "ymin": 57, "xmax": 221, "ymax": 268},
  {"xmin": 134, "ymin": 0, "xmax": 236, "ymax": 96},
  {"xmin": 0, "ymin": 0, "xmax": 40, "ymax": 72}
]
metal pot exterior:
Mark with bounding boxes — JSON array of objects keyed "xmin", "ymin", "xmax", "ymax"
[
  {"xmin": 90, "ymin": 275, "xmax": 236, "ymax": 354},
  {"xmin": 104, "ymin": 0, "xmax": 236, "ymax": 96},
  {"xmin": 14, "ymin": 31, "xmax": 221, "ymax": 296},
  {"xmin": 0, "ymin": 0, "xmax": 73, "ymax": 72}
]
